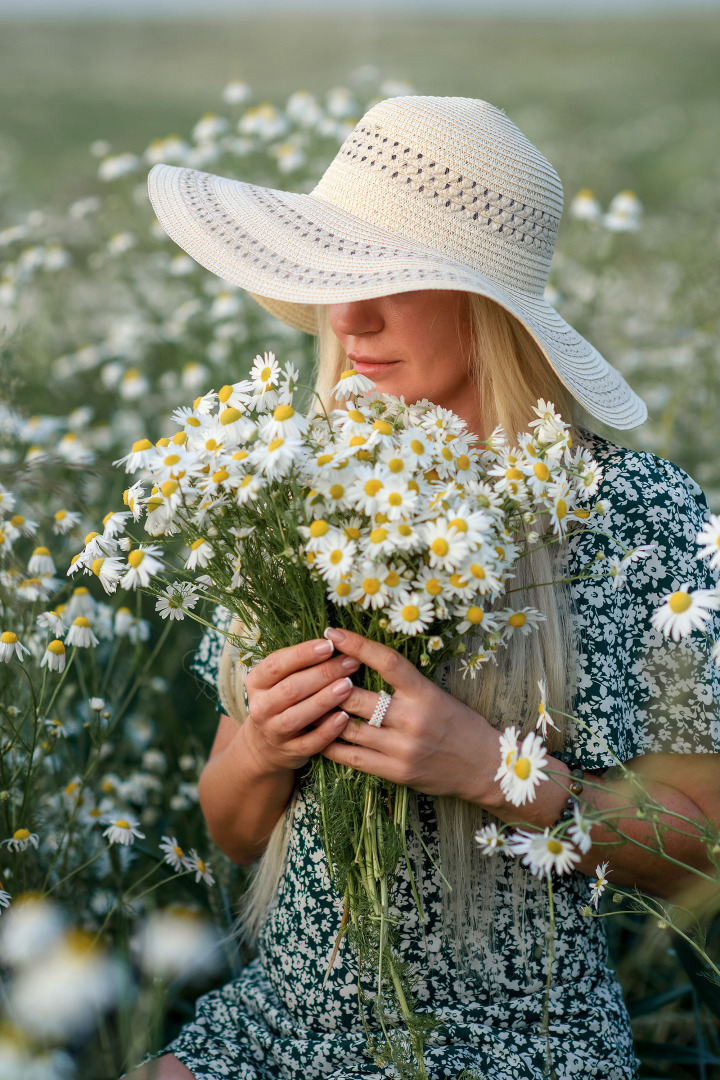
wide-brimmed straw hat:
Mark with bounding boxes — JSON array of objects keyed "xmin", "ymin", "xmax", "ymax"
[{"xmin": 148, "ymin": 95, "xmax": 646, "ymax": 429}]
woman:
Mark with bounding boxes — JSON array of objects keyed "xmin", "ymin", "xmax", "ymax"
[{"xmin": 130, "ymin": 97, "xmax": 720, "ymax": 1079}]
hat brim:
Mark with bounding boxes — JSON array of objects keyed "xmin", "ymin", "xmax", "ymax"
[{"xmin": 148, "ymin": 163, "xmax": 647, "ymax": 430}]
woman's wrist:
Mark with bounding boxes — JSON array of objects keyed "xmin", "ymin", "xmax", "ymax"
[{"xmin": 470, "ymin": 727, "xmax": 573, "ymax": 828}]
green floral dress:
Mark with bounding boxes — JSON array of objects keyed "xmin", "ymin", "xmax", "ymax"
[{"xmin": 153, "ymin": 435, "xmax": 720, "ymax": 1080}]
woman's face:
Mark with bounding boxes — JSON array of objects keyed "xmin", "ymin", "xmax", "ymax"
[{"xmin": 328, "ymin": 289, "xmax": 481, "ymax": 435}]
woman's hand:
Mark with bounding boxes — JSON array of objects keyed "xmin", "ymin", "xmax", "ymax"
[
  {"xmin": 242, "ymin": 637, "xmax": 360, "ymax": 775},
  {"xmin": 320, "ymin": 627, "xmax": 501, "ymax": 803}
]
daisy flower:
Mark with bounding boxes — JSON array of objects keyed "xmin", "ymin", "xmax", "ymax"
[
  {"xmin": 259, "ymin": 402, "xmax": 309, "ymax": 442},
  {"xmin": 66, "ymin": 586, "xmax": 95, "ymax": 620},
  {"xmin": 571, "ymin": 446, "xmax": 603, "ymax": 497},
  {"xmin": 249, "ymin": 351, "xmax": 281, "ymax": 409},
  {"xmin": 101, "ymin": 510, "xmax": 132, "ymax": 538},
  {"xmin": 0, "ymin": 886, "xmax": 10, "ymax": 909},
  {"xmin": 350, "ymin": 569, "xmax": 392, "ymax": 610},
  {"xmin": 606, "ymin": 555, "xmax": 627, "ymax": 592},
  {"xmin": 314, "ymin": 533, "xmax": 357, "ymax": 584},
  {"xmin": 65, "ymin": 617, "xmax": 99, "ymax": 648},
  {"xmin": 216, "ymin": 378, "xmax": 253, "ymax": 410},
  {"xmin": 347, "ymin": 466, "xmax": 388, "ymax": 516},
  {"xmin": 387, "ymin": 592, "xmax": 434, "ymax": 635},
  {"xmin": 423, "ymin": 518, "xmax": 469, "ymax": 571},
  {"xmin": 650, "ymin": 583, "xmax": 720, "ymax": 642},
  {"xmin": 590, "ymin": 862, "xmax": 611, "ymax": 909},
  {"xmin": 41, "ymin": 640, "xmax": 66, "ymax": 673},
  {"xmin": 474, "ymin": 823, "xmax": 510, "ymax": 856},
  {"xmin": 102, "ymin": 818, "xmax": 145, "ymax": 846},
  {"xmin": 331, "ymin": 369, "xmax": 375, "ymax": 399},
  {"xmin": 1, "ymin": 828, "xmax": 40, "ymax": 852},
  {"xmin": 186, "ymin": 849, "xmax": 215, "ymax": 885},
  {"xmin": 113, "ymin": 437, "xmax": 157, "ymax": 472},
  {"xmin": 398, "ymin": 429, "xmax": 434, "ymax": 469},
  {"xmin": 696, "ymin": 515, "xmax": 720, "ymax": 572},
  {"xmin": 326, "ymin": 577, "xmax": 353, "ymax": 607},
  {"xmin": 511, "ymin": 828, "xmax": 581, "ymax": 878},
  {"xmin": 155, "ymin": 582, "xmax": 200, "ymax": 621},
  {"xmin": 501, "ymin": 606, "xmax": 545, "ymax": 637},
  {"xmin": 376, "ymin": 478, "xmax": 420, "ymax": 521},
  {"xmin": 536, "ymin": 678, "xmax": 559, "ymax": 738},
  {"xmin": 120, "ymin": 545, "xmax": 164, "ymax": 590},
  {"xmin": 27, "ymin": 546, "xmax": 55, "ymax": 576},
  {"xmin": 495, "ymin": 728, "xmax": 549, "ymax": 806},
  {"xmin": 567, "ymin": 802, "xmax": 594, "ymax": 855},
  {"xmin": 90, "ymin": 555, "xmax": 126, "ymax": 594},
  {"xmin": 0, "ymin": 631, "xmax": 31, "ymax": 663},
  {"xmin": 159, "ymin": 835, "xmax": 190, "ymax": 872},
  {"xmin": 251, "ymin": 435, "xmax": 304, "ymax": 479},
  {"xmin": 527, "ymin": 399, "xmax": 570, "ymax": 445}
]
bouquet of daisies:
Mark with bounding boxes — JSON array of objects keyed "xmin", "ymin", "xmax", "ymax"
[{"xmin": 69, "ymin": 352, "xmax": 608, "ymax": 1077}]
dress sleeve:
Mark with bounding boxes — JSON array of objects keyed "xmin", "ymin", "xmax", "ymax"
[
  {"xmin": 566, "ymin": 442, "xmax": 720, "ymax": 769},
  {"xmin": 190, "ymin": 604, "xmax": 235, "ymax": 713}
]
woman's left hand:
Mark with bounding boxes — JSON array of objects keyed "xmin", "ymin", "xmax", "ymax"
[{"xmin": 321, "ymin": 626, "xmax": 500, "ymax": 804}]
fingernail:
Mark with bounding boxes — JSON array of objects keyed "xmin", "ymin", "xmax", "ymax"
[
  {"xmin": 341, "ymin": 656, "xmax": 360, "ymax": 672},
  {"xmin": 332, "ymin": 677, "xmax": 352, "ymax": 696},
  {"xmin": 336, "ymin": 710, "xmax": 349, "ymax": 722},
  {"xmin": 324, "ymin": 627, "xmax": 346, "ymax": 644},
  {"xmin": 314, "ymin": 639, "xmax": 334, "ymax": 656}
]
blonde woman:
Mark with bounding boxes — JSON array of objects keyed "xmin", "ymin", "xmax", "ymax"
[{"xmin": 128, "ymin": 97, "xmax": 720, "ymax": 1080}]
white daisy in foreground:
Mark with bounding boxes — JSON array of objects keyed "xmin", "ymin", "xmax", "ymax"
[
  {"xmin": 41, "ymin": 639, "xmax": 66, "ymax": 673},
  {"xmin": 185, "ymin": 538, "xmax": 214, "ymax": 570},
  {"xmin": 0, "ymin": 631, "xmax": 31, "ymax": 663},
  {"xmin": 332, "ymin": 369, "xmax": 376, "ymax": 399},
  {"xmin": 510, "ymin": 828, "xmax": 581, "ymax": 878},
  {"xmin": 567, "ymin": 802, "xmax": 593, "ymax": 855},
  {"xmin": 120, "ymin": 545, "xmax": 164, "ymax": 590},
  {"xmin": 1, "ymin": 828, "xmax": 40, "ymax": 852},
  {"xmin": 186, "ymin": 849, "xmax": 215, "ymax": 885},
  {"xmin": 650, "ymin": 583, "xmax": 720, "ymax": 642},
  {"xmin": 113, "ymin": 437, "xmax": 157, "ymax": 472},
  {"xmin": 65, "ymin": 616, "xmax": 99, "ymax": 648},
  {"xmin": 102, "ymin": 818, "xmax": 145, "ymax": 846},
  {"xmin": 501, "ymin": 607, "xmax": 545, "ymax": 638},
  {"xmin": 474, "ymin": 823, "xmax": 510, "ymax": 856},
  {"xmin": 590, "ymin": 862, "xmax": 611, "ymax": 909},
  {"xmin": 535, "ymin": 678, "xmax": 559, "ymax": 738},
  {"xmin": 387, "ymin": 592, "xmax": 434, "ymax": 635},
  {"xmin": 696, "ymin": 515, "xmax": 720, "ymax": 572},
  {"xmin": 155, "ymin": 581, "xmax": 199, "ymax": 621},
  {"xmin": 159, "ymin": 835, "xmax": 190, "ymax": 872},
  {"xmin": 495, "ymin": 728, "xmax": 549, "ymax": 806}
]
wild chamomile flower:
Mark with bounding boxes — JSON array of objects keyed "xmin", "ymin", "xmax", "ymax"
[
  {"xmin": 37, "ymin": 610, "xmax": 65, "ymax": 636},
  {"xmin": 90, "ymin": 555, "xmax": 126, "ymax": 594},
  {"xmin": 590, "ymin": 862, "xmax": 611, "ymax": 909},
  {"xmin": 155, "ymin": 582, "xmax": 199, "ymax": 621},
  {"xmin": 65, "ymin": 616, "xmax": 99, "ymax": 648},
  {"xmin": 495, "ymin": 728, "xmax": 549, "ymax": 806},
  {"xmin": 606, "ymin": 555, "xmax": 627, "ymax": 592},
  {"xmin": 113, "ymin": 437, "xmax": 157, "ymax": 472},
  {"xmin": 0, "ymin": 886, "xmax": 10, "ymax": 910},
  {"xmin": 160, "ymin": 836, "xmax": 190, "ymax": 872},
  {"xmin": 251, "ymin": 435, "xmax": 303, "ymax": 479},
  {"xmin": 571, "ymin": 446, "xmax": 603, "ymax": 497},
  {"xmin": 350, "ymin": 569, "xmax": 392, "ymax": 610},
  {"xmin": 423, "ymin": 519, "xmax": 469, "ymax": 571},
  {"xmin": 387, "ymin": 592, "xmax": 434, "ymax": 635},
  {"xmin": 331, "ymin": 369, "xmax": 375, "ymax": 399},
  {"xmin": 650, "ymin": 583, "xmax": 720, "ymax": 642},
  {"xmin": 510, "ymin": 828, "xmax": 581, "ymax": 878},
  {"xmin": 326, "ymin": 577, "xmax": 353, "ymax": 606},
  {"xmin": 474, "ymin": 823, "xmax": 510, "ymax": 856},
  {"xmin": 527, "ymin": 399, "xmax": 570, "ymax": 445},
  {"xmin": 66, "ymin": 586, "xmax": 95, "ymax": 619},
  {"xmin": 249, "ymin": 351, "xmax": 281, "ymax": 409},
  {"xmin": 27, "ymin": 546, "xmax": 55, "ymax": 576},
  {"xmin": 102, "ymin": 818, "xmax": 145, "ymax": 846},
  {"xmin": 376, "ymin": 478, "xmax": 420, "ymax": 521},
  {"xmin": 536, "ymin": 678, "xmax": 559, "ymax": 738},
  {"xmin": 501, "ymin": 606, "xmax": 545, "ymax": 638},
  {"xmin": 2, "ymin": 828, "xmax": 40, "ymax": 852},
  {"xmin": 120, "ymin": 545, "xmax": 164, "ymax": 589},
  {"xmin": 186, "ymin": 849, "xmax": 215, "ymax": 885},
  {"xmin": 696, "ymin": 515, "xmax": 720, "ymax": 572},
  {"xmin": 0, "ymin": 631, "xmax": 31, "ymax": 663},
  {"xmin": 41, "ymin": 640, "xmax": 66, "ymax": 673},
  {"xmin": 567, "ymin": 802, "xmax": 594, "ymax": 855},
  {"xmin": 454, "ymin": 602, "xmax": 495, "ymax": 636},
  {"xmin": 314, "ymin": 533, "xmax": 357, "ymax": 584},
  {"xmin": 184, "ymin": 538, "xmax": 214, "ymax": 570},
  {"xmin": 259, "ymin": 402, "xmax": 309, "ymax": 442}
]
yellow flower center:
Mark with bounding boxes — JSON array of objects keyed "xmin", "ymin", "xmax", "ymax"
[
  {"xmin": 54, "ymin": 509, "xmax": 67, "ymax": 521},
  {"xmin": 425, "ymin": 578, "xmax": 442, "ymax": 596},
  {"xmin": 668, "ymin": 591, "xmax": 692, "ymax": 614},
  {"xmin": 466, "ymin": 606, "xmax": 483, "ymax": 624},
  {"xmin": 385, "ymin": 571, "xmax": 400, "ymax": 587},
  {"xmin": 431, "ymin": 538, "xmax": 449, "ymax": 557},
  {"xmin": 363, "ymin": 479, "xmax": 383, "ymax": 497},
  {"xmin": 387, "ymin": 458, "xmax": 404, "ymax": 473},
  {"xmin": 219, "ymin": 408, "xmax": 240, "ymax": 426},
  {"xmin": 173, "ymin": 844, "xmax": 184, "ymax": 858},
  {"xmin": 329, "ymin": 484, "xmax": 345, "ymax": 500},
  {"xmin": 191, "ymin": 538, "xmax": 207, "ymax": 550},
  {"xmin": 212, "ymin": 469, "xmax": 229, "ymax": 484},
  {"xmin": 127, "ymin": 550, "xmax": 145, "ymax": 568},
  {"xmin": 317, "ymin": 453, "xmax": 334, "ymax": 466},
  {"xmin": 456, "ymin": 454, "xmax": 470, "ymax": 470},
  {"xmin": 73, "ymin": 616, "xmax": 91, "ymax": 628},
  {"xmin": 84, "ymin": 531, "xmax": 100, "ymax": 545},
  {"xmin": 268, "ymin": 438, "xmax": 284, "ymax": 452},
  {"xmin": 410, "ymin": 439, "xmax": 425, "ymax": 455},
  {"xmin": 373, "ymin": 419, "xmax": 393, "ymax": 435},
  {"xmin": 48, "ymin": 640, "xmax": 65, "ymax": 655},
  {"xmin": 398, "ymin": 524, "xmax": 412, "ymax": 537},
  {"xmin": 401, "ymin": 605, "xmax": 420, "ymax": 623},
  {"xmin": 533, "ymin": 462, "xmax": 550, "ymax": 482},
  {"xmin": 547, "ymin": 840, "xmax": 564, "ymax": 856},
  {"xmin": 33, "ymin": 546, "xmax": 50, "ymax": 557},
  {"xmin": 506, "ymin": 467, "xmax": 523, "ymax": 480},
  {"xmin": 509, "ymin": 612, "xmax": 527, "ymax": 628},
  {"xmin": 260, "ymin": 366, "xmax": 272, "ymax": 382},
  {"xmin": 185, "ymin": 416, "xmax": 201, "ymax": 427},
  {"xmin": 13, "ymin": 828, "xmax": 30, "ymax": 841},
  {"xmin": 344, "ymin": 526, "xmax": 361, "ymax": 541},
  {"xmin": 172, "ymin": 431, "xmax": 187, "ymax": 445},
  {"xmin": 513, "ymin": 758, "xmax": 531, "ymax": 780},
  {"xmin": 556, "ymin": 499, "xmax": 567, "ymax": 520},
  {"xmin": 1, "ymin": 631, "xmax": 18, "ymax": 644},
  {"xmin": 347, "ymin": 409, "xmax": 365, "ymax": 423},
  {"xmin": 336, "ymin": 582, "xmax": 351, "ymax": 596},
  {"xmin": 161, "ymin": 480, "xmax": 179, "ymax": 497},
  {"xmin": 449, "ymin": 518, "xmax": 467, "ymax": 533},
  {"xmin": 363, "ymin": 577, "xmax": 381, "ymax": 595},
  {"xmin": 309, "ymin": 520, "xmax": 329, "ymax": 538},
  {"xmin": 114, "ymin": 820, "xmax": 130, "ymax": 830},
  {"xmin": 388, "ymin": 492, "xmax": 403, "ymax": 507},
  {"xmin": 273, "ymin": 404, "xmax": 294, "ymax": 422},
  {"xmin": 131, "ymin": 438, "xmax": 152, "ymax": 453},
  {"xmin": 329, "ymin": 550, "xmax": 343, "ymax": 564},
  {"xmin": 91, "ymin": 558, "xmax": 105, "ymax": 576},
  {"xmin": 369, "ymin": 528, "xmax": 388, "ymax": 544},
  {"xmin": 218, "ymin": 385, "xmax": 233, "ymax": 403},
  {"xmin": 340, "ymin": 369, "xmax": 355, "ymax": 379},
  {"xmin": 349, "ymin": 435, "xmax": 366, "ymax": 447}
]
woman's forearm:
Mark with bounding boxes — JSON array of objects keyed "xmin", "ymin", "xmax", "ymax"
[
  {"xmin": 198, "ymin": 723, "xmax": 295, "ymax": 865},
  {"xmin": 476, "ymin": 737, "xmax": 716, "ymax": 898}
]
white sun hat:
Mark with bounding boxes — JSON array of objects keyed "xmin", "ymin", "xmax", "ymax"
[{"xmin": 148, "ymin": 95, "xmax": 646, "ymax": 430}]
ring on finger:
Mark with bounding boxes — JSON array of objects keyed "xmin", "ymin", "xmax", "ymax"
[{"xmin": 368, "ymin": 689, "xmax": 392, "ymax": 728}]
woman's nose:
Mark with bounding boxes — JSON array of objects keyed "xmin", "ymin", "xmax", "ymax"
[{"xmin": 328, "ymin": 300, "xmax": 384, "ymax": 338}]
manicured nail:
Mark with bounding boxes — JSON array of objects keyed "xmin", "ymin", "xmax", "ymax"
[
  {"xmin": 341, "ymin": 656, "xmax": 360, "ymax": 672},
  {"xmin": 332, "ymin": 677, "xmax": 352, "ymax": 696},
  {"xmin": 336, "ymin": 710, "xmax": 349, "ymax": 722},
  {"xmin": 314, "ymin": 639, "xmax": 334, "ymax": 656},
  {"xmin": 324, "ymin": 627, "xmax": 346, "ymax": 644}
]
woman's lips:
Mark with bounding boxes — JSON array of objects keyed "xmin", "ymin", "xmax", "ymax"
[{"xmin": 348, "ymin": 354, "xmax": 400, "ymax": 376}]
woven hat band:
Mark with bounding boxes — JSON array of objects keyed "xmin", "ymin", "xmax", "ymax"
[{"xmin": 312, "ymin": 96, "xmax": 563, "ymax": 297}]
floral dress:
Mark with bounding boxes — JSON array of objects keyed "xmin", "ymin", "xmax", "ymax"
[{"xmin": 149, "ymin": 434, "xmax": 720, "ymax": 1080}]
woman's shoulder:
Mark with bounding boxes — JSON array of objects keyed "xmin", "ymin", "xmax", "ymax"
[{"xmin": 578, "ymin": 430, "xmax": 710, "ymax": 547}]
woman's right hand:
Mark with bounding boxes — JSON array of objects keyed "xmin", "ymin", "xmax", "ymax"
[{"xmin": 242, "ymin": 637, "xmax": 359, "ymax": 774}]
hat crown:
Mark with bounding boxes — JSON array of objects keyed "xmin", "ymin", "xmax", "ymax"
[{"xmin": 312, "ymin": 96, "xmax": 563, "ymax": 297}]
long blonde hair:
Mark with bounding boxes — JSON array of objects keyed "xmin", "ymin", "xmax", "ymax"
[{"xmin": 222, "ymin": 292, "xmax": 585, "ymax": 961}]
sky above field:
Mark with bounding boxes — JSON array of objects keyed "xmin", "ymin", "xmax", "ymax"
[{"xmin": 1, "ymin": 0, "xmax": 719, "ymax": 14}]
